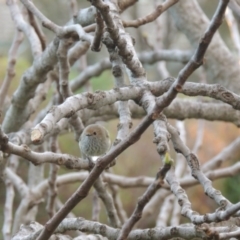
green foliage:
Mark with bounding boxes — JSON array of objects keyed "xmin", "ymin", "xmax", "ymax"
[
  {"xmin": 59, "ymin": 132, "xmax": 79, "ymax": 156},
  {"xmin": 163, "ymin": 152, "xmax": 174, "ymax": 165},
  {"xmin": 222, "ymin": 173, "xmax": 240, "ymax": 203},
  {"xmin": 91, "ymin": 70, "xmax": 113, "ymax": 91},
  {"xmin": 72, "ymin": 70, "xmax": 113, "ymax": 95}
]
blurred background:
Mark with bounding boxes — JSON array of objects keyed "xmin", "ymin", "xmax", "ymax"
[{"xmin": 0, "ymin": 0, "xmax": 240, "ymax": 230}]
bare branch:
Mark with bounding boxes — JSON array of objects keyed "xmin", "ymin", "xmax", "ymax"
[{"xmin": 122, "ymin": 0, "xmax": 179, "ymax": 28}]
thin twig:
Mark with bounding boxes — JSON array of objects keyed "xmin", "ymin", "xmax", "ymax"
[
  {"xmin": 46, "ymin": 136, "xmax": 60, "ymax": 218},
  {"xmin": 27, "ymin": 9, "xmax": 46, "ymax": 51},
  {"xmin": 91, "ymin": 11, "xmax": 104, "ymax": 52},
  {"xmin": 122, "ymin": 0, "xmax": 179, "ymax": 28},
  {"xmin": 0, "ymin": 30, "xmax": 23, "ymax": 113},
  {"xmin": 116, "ymin": 162, "xmax": 172, "ymax": 240}
]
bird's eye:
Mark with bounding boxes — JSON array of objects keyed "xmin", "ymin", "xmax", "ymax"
[{"xmin": 93, "ymin": 132, "xmax": 96, "ymax": 135}]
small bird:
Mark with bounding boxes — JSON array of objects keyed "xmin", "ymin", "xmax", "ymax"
[{"xmin": 79, "ymin": 124, "xmax": 111, "ymax": 158}]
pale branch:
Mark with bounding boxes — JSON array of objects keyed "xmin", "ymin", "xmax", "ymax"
[
  {"xmin": 104, "ymin": 34, "xmax": 132, "ymax": 143},
  {"xmin": 192, "ymin": 119, "xmax": 205, "ymax": 155},
  {"xmin": 226, "ymin": 7, "xmax": 240, "ymax": 56},
  {"xmin": 154, "ymin": 0, "xmax": 171, "ymax": 79},
  {"xmin": 202, "ymin": 136, "xmax": 240, "ymax": 171},
  {"xmin": 4, "ymin": 167, "xmax": 28, "ymax": 198},
  {"xmin": 38, "ymin": 171, "xmax": 150, "ymax": 193},
  {"xmin": 166, "ymin": 166, "xmax": 240, "ymax": 224},
  {"xmin": 12, "ymin": 221, "xmax": 65, "ymax": 240},
  {"xmin": 174, "ymin": 121, "xmax": 188, "ymax": 178},
  {"xmin": 31, "ymin": 102, "xmax": 70, "ymax": 144},
  {"xmin": 139, "ymin": 49, "xmax": 191, "ymax": 64},
  {"xmin": 27, "ymin": 146, "xmax": 45, "ymax": 190},
  {"xmin": 3, "ymin": 156, "xmax": 19, "ymax": 240},
  {"xmin": 2, "ymin": 37, "xmax": 60, "ymax": 133},
  {"xmin": 79, "ymin": 99, "xmax": 240, "ymax": 127},
  {"xmin": 115, "ymin": 91, "xmax": 132, "ymax": 142},
  {"xmin": 170, "ymin": 197, "xmax": 182, "ymax": 226},
  {"xmin": 47, "ymin": 42, "xmax": 90, "ymax": 143},
  {"xmin": 46, "ymin": 136, "xmax": 60, "ymax": 218},
  {"xmin": 122, "ymin": 0, "xmax": 179, "ymax": 28},
  {"xmin": 59, "ymin": 24, "xmax": 94, "ymax": 43},
  {"xmin": 43, "ymin": 118, "xmax": 70, "ymax": 142},
  {"xmin": 156, "ymin": 194, "xmax": 174, "ymax": 227},
  {"xmin": 171, "ymin": 161, "xmax": 240, "ymax": 190},
  {"xmin": 207, "ymin": 161, "xmax": 240, "ymax": 181},
  {"xmin": 117, "ymin": 0, "xmax": 138, "ymax": 12},
  {"xmin": 55, "ymin": 218, "xmax": 214, "ymax": 239},
  {"xmin": 6, "ymin": 178, "xmax": 32, "ymax": 234},
  {"xmin": 83, "ymin": 23, "xmax": 96, "ymax": 33},
  {"xmin": 219, "ymin": 228, "xmax": 240, "ymax": 239},
  {"xmin": 163, "ymin": 121, "xmax": 187, "ymax": 227},
  {"xmin": 106, "ymin": 175, "xmax": 128, "ymax": 224},
  {"xmin": 31, "ymin": 86, "xmax": 143, "ymax": 143},
  {"xmin": 103, "ymin": 32, "xmax": 132, "ymax": 171},
  {"xmin": 167, "ymin": 123, "xmax": 232, "ymax": 209},
  {"xmin": 73, "ymin": 6, "xmax": 96, "ymax": 27},
  {"xmin": 5, "ymin": 162, "xmax": 45, "ymax": 231},
  {"xmin": 69, "ymin": 0, "xmax": 78, "ymax": 18},
  {"xmin": 58, "ymin": 39, "xmax": 74, "ymax": 100},
  {"xmin": 35, "ymin": 172, "xmax": 89, "ymax": 196},
  {"xmin": 153, "ymin": 77, "xmax": 240, "ymax": 111},
  {"xmin": 229, "ymin": 0, "xmax": 240, "ymax": 22},
  {"xmin": 135, "ymin": 78, "xmax": 240, "ymax": 110},
  {"xmin": 50, "ymin": 41, "xmax": 90, "ymax": 97},
  {"xmin": 105, "ymin": 161, "xmax": 240, "ymax": 189},
  {"xmin": 3, "ymin": 141, "xmax": 91, "ymax": 170},
  {"xmin": 47, "ymin": 163, "xmax": 59, "ymax": 218},
  {"xmin": 25, "ymin": 148, "xmax": 44, "ymax": 226},
  {"xmin": 2, "ymin": 6, "xmax": 94, "ymax": 134},
  {"xmin": 153, "ymin": 115, "xmax": 170, "ymax": 159},
  {"xmin": 74, "ymin": 234, "xmax": 108, "ymax": 240},
  {"xmin": 20, "ymin": 0, "xmax": 62, "ymax": 33},
  {"xmin": 0, "ymin": 30, "xmax": 23, "ymax": 114},
  {"xmin": 7, "ymin": 0, "xmax": 42, "ymax": 58},
  {"xmin": 33, "ymin": 78, "xmax": 240, "ymax": 144},
  {"xmin": 3, "ymin": 178, "xmax": 15, "ymax": 240},
  {"xmin": 92, "ymin": 190, "xmax": 101, "ymax": 222},
  {"xmin": 68, "ymin": 41, "xmax": 90, "ymax": 66},
  {"xmin": 29, "ymin": 78, "xmax": 52, "ymax": 120},
  {"xmin": 57, "ymin": 38, "xmax": 85, "ymax": 141},
  {"xmin": 93, "ymin": 177, "xmax": 121, "ymax": 228}
]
